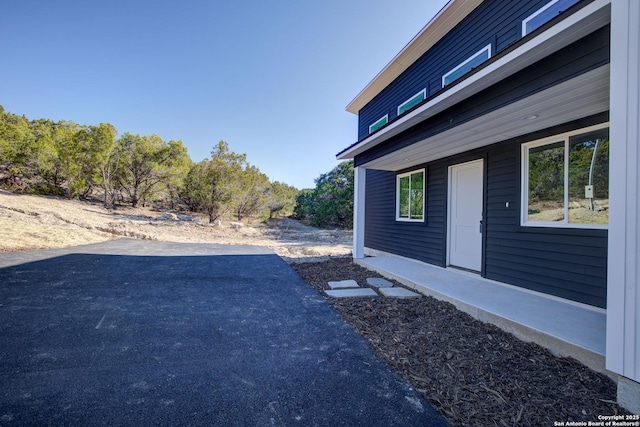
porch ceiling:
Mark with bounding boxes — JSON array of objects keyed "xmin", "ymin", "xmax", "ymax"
[{"xmin": 359, "ymin": 64, "xmax": 610, "ymax": 171}]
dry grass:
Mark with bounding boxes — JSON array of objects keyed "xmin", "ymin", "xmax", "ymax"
[{"xmin": 0, "ymin": 191, "xmax": 351, "ymax": 260}]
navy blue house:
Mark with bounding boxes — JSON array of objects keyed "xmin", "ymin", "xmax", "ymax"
[{"xmin": 337, "ymin": 0, "xmax": 640, "ymax": 410}]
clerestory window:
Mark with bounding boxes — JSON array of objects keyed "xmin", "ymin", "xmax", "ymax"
[
  {"xmin": 522, "ymin": 0, "xmax": 580, "ymax": 36},
  {"xmin": 442, "ymin": 44, "xmax": 491, "ymax": 87},
  {"xmin": 397, "ymin": 89, "xmax": 427, "ymax": 116},
  {"xmin": 369, "ymin": 115, "xmax": 388, "ymax": 134}
]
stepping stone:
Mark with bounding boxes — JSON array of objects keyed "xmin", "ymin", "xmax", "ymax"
[
  {"xmin": 379, "ymin": 287, "xmax": 421, "ymax": 299},
  {"xmin": 325, "ymin": 288, "xmax": 378, "ymax": 298},
  {"xmin": 366, "ymin": 277, "xmax": 394, "ymax": 288},
  {"xmin": 328, "ymin": 279, "xmax": 359, "ymax": 289}
]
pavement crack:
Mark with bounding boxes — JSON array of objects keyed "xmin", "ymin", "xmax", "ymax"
[{"xmin": 95, "ymin": 311, "xmax": 108, "ymax": 329}]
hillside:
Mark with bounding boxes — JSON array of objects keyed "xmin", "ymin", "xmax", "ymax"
[{"xmin": 0, "ymin": 191, "xmax": 351, "ymax": 261}]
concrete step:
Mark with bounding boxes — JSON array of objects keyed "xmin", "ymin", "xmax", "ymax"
[
  {"xmin": 325, "ymin": 288, "xmax": 378, "ymax": 298},
  {"xmin": 366, "ymin": 278, "xmax": 394, "ymax": 288},
  {"xmin": 328, "ymin": 280, "xmax": 360, "ymax": 289},
  {"xmin": 326, "ymin": 278, "xmax": 420, "ymax": 299},
  {"xmin": 379, "ymin": 287, "xmax": 421, "ymax": 299}
]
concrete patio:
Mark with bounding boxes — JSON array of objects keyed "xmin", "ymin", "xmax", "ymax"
[{"xmin": 356, "ymin": 255, "xmax": 609, "ymax": 377}]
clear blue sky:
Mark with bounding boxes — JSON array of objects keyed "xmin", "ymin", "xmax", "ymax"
[{"xmin": 1, "ymin": 0, "xmax": 449, "ymax": 189}]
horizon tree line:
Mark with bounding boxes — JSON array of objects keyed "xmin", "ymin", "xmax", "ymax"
[{"xmin": 0, "ymin": 105, "xmax": 299, "ymax": 222}]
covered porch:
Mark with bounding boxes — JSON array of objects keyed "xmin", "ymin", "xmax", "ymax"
[
  {"xmin": 341, "ymin": 0, "xmax": 639, "ymax": 412},
  {"xmin": 356, "ymin": 254, "xmax": 609, "ymax": 377}
]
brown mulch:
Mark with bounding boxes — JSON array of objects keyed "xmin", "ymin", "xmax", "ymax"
[{"xmin": 291, "ymin": 257, "xmax": 629, "ymax": 427}]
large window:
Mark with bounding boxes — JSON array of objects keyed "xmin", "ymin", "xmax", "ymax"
[
  {"xmin": 442, "ymin": 44, "xmax": 491, "ymax": 87},
  {"xmin": 522, "ymin": 125, "xmax": 609, "ymax": 228},
  {"xmin": 522, "ymin": 0, "xmax": 580, "ymax": 36},
  {"xmin": 397, "ymin": 169, "xmax": 425, "ymax": 221}
]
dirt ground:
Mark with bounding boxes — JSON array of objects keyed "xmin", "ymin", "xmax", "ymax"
[{"xmin": 0, "ymin": 191, "xmax": 352, "ymax": 262}]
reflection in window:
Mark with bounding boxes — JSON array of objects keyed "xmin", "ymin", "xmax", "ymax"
[
  {"xmin": 568, "ymin": 130, "xmax": 609, "ymax": 224},
  {"xmin": 522, "ymin": 126, "xmax": 610, "ymax": 228},
  {"xmin": 527, "ymin": 141, "xmax": 565, "ymax": 222},
  {"xmin": 442, "ymin": 45, "xmax": 491, "ymax": 87},
  {"xmin": 398, "ymin": 89, "xmax": 426, "ymax": 116},
  {"xmin": 397, "ymin": 170, "xmax": 425, "ymax": 221},
  {"xmin": 522, "ymin": 0, "xmax": 580, "ymax": 36},
  {"xmin": 369, "ymin": 115, "xmax": 388, "ymax": 134}
]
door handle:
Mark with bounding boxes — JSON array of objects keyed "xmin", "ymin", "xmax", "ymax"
[{"xmin": 479, "ymin": 221, "xmax": 483, "ymax": 233}]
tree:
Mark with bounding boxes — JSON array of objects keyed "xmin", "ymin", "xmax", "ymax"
[
  {"xmin": 293, "ymin": 188, "xmax": 314, "ymax": 221},
  {"xmin": 86, "ymin": 123, "xmax": 118, "ymax": 208},
  {"xmin": 71, "ymin": 126, "xmax": 98, "ymax": 199},
  {"xmin": 182, "ymin": 159, "xmax": 218, "ymax": 221},
  {"xmin": 267, "ymin": 181, "xmax": 299, "ymax": 219},
  {"xmin": 208, "ymin": 140, "xmax": 246, "ymax": 220},
  {"xmin": 115, "ymin": 133, "xmax": 174, "ymax": 207},
  {"xmin": 0, "ymin": 107, "xmax": 36, "ymax": 190},
  {"xmin": 55, "ymin": 121, "xmax": 84, "ymax": 199},
  {"xmin": 528, "ymin": 144, "xmax": 564, "ymax": 204},
  {"xmin": 295, "ymin": 161, "xmax": 354, "ymax": 229},
  {"xmin": 0, "ymin": 105, "xmax": 304, "ymax": 218},
  {"xmin": 29, "ymin": 118, "xmax": 61, "ymax": 194},
  {"xmin": 161, "ymin": 140, "xmax": 192, "ymax": 210},
  {"xmin": 234, "ymin": 164, "xmax": 270, "ymax": 221},
  {"xmin": 180, "ymin": 141, "xmax": 273, "ymax": 223}
]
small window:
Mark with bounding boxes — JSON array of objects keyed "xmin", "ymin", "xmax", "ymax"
[
  {"xmin": 522, "ymin": 0, "xmax": 580, "ymax": 36},
  {"xmin": 397, "ymin": 89, "xmax": 426, "ymax": 116},
  {"xmin": 397, "ymin": 169, "xmax": 425, "ymax": 221},
  {"xmin": 522, "ymin": 125, "xmax": 609, "ymax": 228},
  {"xmin": 442, "ymin": 44, "xmax": 491, "ymax": 87},
  {"xmin": 369, "ymin": 115, "xmax": 388, "ymax": 134}
]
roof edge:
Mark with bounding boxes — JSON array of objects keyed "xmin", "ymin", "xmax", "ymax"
[{"xmin": 345, "ymin": 0, "xmax": 484, "ymax": 115}]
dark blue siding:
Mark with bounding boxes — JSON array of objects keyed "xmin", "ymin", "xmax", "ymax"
[
  {"xmin": 365, "ymin": 168, "xmax": 446, "ymax": 266},
  {"xmin": 364, "ymin": 114, "xmax": 609, "ymax": 308},
  {"xmin": 358, "ymin": 0, "xmax": 588, "ymax": 139},
  {"xmin": 355, "ymin": 25, "xmax": 610, "ymax": 167}
]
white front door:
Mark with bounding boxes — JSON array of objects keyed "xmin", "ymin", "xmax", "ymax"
[{"xmin": 448, "ymin": 159, "xmax": 484, "ymax": 272}]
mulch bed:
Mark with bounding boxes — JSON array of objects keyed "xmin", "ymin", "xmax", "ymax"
[{"xmin": 291, "ymin": 257, "xmax": 629, "ymax": 427}]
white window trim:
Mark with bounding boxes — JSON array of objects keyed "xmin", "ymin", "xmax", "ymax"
[
  {"xmin": 368, "ymin": 114, "xmax": 389, "ymax": 134},
  {"xmin": 442, "ymin": 44, "xmax": 491, "ymax": 87},
  {"xmin": 520, "ymin": 123, "xmax": 610, "ymax": 229},
  {"xmin": 521, "ymin": 0, "xmax": 578, "ymax": 37},
  {"xmin": 522, "ymin": 0, "xmax": 562, "ymax": 37},
  {"xmin": 396, "ymin": 168, "xmax": 426, "ymax": 222},
  {"xmin": 397, "ymin": 89, "xmax": 427, "ymax": 116}
]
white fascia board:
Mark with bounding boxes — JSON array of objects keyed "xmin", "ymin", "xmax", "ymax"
[
  {"xmin": 345, "ymin": 0, "xmax": 483, "ymax": 115},
  {"xmin": 337, "ymin": 0, "xmax": 611, "ymax": 161}
]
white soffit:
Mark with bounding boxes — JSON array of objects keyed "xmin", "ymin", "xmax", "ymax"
[
  {"xmin": 338, "ymin": 0, "xmax": 612, "ymax": 161},
  {"xmin": 360, "ymin": 65, "xmax": 610, "ymax": 171},
  {"xmin": 345, "ymin": 0, "xmax": 483, "ymax": 115}
]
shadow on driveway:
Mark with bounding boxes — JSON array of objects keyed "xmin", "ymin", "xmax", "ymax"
[{"xmin": 0, "ymin": 240, "xmax": 447, "ymax": 426}]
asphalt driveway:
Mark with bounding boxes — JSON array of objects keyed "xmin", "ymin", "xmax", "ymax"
[{"xmin": 0, "ymin": 240, "xmax": 447, "ymax": 426}]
